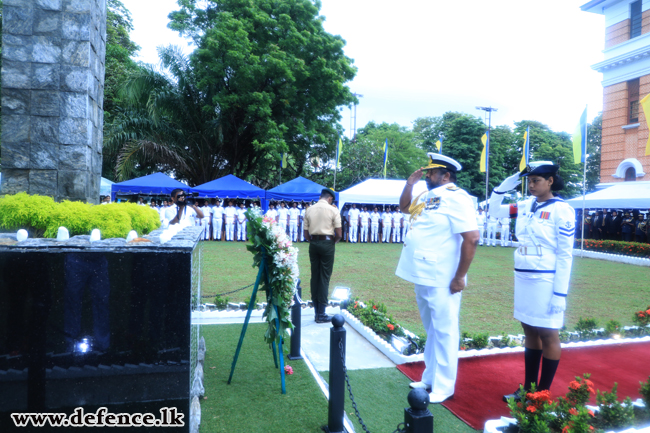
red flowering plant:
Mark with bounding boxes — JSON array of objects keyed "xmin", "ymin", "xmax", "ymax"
[
  {"xmin": 632, "ymin": 305, "xmax": 650, "ymax": 329},
  {"xmin": 552, "ymin": 374, "xmax": 596, "ymax": 432},
  {"xmin": 347, "ymin": 298, "xmax": 404, "ymax": 341},
  {"xmin": 507, "ymin": 384, "xmax": 557, "ymax": 433}
]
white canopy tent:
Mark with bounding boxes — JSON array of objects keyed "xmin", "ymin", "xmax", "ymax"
[
  {"xmin": 338, "ymin": 179, "xmax": 478, "ymax": 211},
  {"xmin": 566, "ymin": 182, "xmax": 650, "ymax": 210}
]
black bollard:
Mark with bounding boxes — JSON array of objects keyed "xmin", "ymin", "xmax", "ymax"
[
  {"xmin": 288, "ymin": 279, "xmax": 303, "ymax": 360},
  {"xmin": 404, "ymin": 388, "xmax": 434, "ymax": 433},
  {"xmin": 325, "ymin": 314, "xmax": 346, "ymax": 433}
]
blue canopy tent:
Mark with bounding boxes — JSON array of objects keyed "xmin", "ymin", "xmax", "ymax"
[
  {"xmin": 192, "ymin": 174, "xmax": 267, "ymax": 209},
  {"xmin": 111, "ymin": 172, "xmax": 190, "ymax": 201},
  {"xmin": 266, "ymin": 176, "xmax": 338, "ymax": 204}
]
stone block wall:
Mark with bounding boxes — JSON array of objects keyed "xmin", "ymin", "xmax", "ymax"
[{"xmin": 1, "ymin": 0, "xmax": 106, "ymax": 203}]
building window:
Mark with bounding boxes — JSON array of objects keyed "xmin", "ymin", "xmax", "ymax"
[
  {"xmin": 625, "ymin": 167, "xmax": 637, "ymax": 181},
  {"xmin": 631, "ymin": 0, "xmax": 642, "ymax": 39},
  {"xmin": 629, "ymin": 78, "xmax": 640, "ymax": 124}
]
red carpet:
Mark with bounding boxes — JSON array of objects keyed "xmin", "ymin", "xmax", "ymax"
[{"xmin": 396, "ymin": 341, "xmax": 650, "ymax": 430}]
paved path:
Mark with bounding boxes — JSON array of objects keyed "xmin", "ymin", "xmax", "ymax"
[{"xmin": 194, "ymin": 306, "xmax": 395, "ymax": 371}]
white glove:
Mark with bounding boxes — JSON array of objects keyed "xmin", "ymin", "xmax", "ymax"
[
  {"xmin": 495, "ymin": 172, "xmax": 522, "ymax": 193},
  {"xmin": 548, "ymin": 295, "xmax": 566, "ymax": 315}
]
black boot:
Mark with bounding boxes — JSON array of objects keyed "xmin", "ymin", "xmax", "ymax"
[
  {"xmin": 315, "ymin": 302, "xmax": 332, "ymax": 323},
  {"xmin": 313, "ymin": 301, "xmax": 319, "ymax": 321}
]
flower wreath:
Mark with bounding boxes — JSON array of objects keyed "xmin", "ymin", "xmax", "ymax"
[{"xmin": 245, "ymin": 208, "xmax": 298, "ymax": 344}]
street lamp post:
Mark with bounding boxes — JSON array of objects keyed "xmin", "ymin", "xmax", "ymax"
[{"xmin": 476, "ymin": 106, "xmax": 497, "ymax": 209}]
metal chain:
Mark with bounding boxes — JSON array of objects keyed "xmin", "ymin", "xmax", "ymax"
[
  {"xmin": 201, "ymin": 283, "xmax": 255, "ymax": 299},
  {"xmin": 338, "ymin": 339, "xmax": 372, "ymax": 433},
  {"xmin": 391, "ymin": 423, "xmax": 407, "ymax": 433}
]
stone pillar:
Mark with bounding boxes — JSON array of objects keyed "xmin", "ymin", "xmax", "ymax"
[{"xmin": 1, "ymin": 0, "xmax": 106, "ymax": 203}]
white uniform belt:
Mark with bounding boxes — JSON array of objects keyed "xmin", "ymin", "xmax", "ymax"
[{"xmin": 516, "ymin": 245, "xmax": 555, "ymax": 256}]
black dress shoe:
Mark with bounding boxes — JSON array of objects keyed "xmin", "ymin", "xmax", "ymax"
[
  {"xmin": 315, "ymin": 304, "xmax": 332, "ymax": 323},
  {"xmin": 503, "ymin": 387, "xmax": 524, "ymax": 403}
]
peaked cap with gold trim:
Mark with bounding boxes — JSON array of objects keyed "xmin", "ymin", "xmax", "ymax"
[{"xmin": 423, "ymin": 153, "xmax": 462, "ymax": 172}]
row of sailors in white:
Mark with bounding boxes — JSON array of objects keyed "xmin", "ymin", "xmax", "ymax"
[
  {"xmin": 161, "ymin": 199, "xmax": 252, "ymax": 241},
  {"xmin": 265, "ymin": 203, "xmax": 306, "ymax": 242},
  {"xmin": 345, "ymin": 206, "xmax": 408, "ymax": 243},
  {"xmin": 475, "ymin": 209, "xmax": 511, "ymax": 246}
]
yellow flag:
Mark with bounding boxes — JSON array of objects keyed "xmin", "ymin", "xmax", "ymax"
[
  {"xmin": 480, "ymin": 133, "xmax": 488, "ymax": 173},
  {"xmin": 435, "ymin": 140, "xmax": 441, "ymax": 151},
  {"xmin": 519, "ymin": 128, "xmax": 529, "ymax": 172},
  {"xmin": 641, "ymin": 94, "xmax": 650, "ymax": 155}
]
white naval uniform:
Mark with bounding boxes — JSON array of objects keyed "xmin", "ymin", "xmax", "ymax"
[
  {"xmin": 266, "ymin": 208, "xmax": 278, "ymax": 221},
  {"xmin": 164, "ymin": 204, "xmax": 197, "ymax": 227},
  {"xmin": 359, "ymin": 211, "xmax": 370, "ymax": 242},
  {"xmin": 348, "ymin": 208, "xmax": 360, "ymax": 242},
  {"xmin": 224, "ymin": 206, "xmax": 237, "ymax": 241},
  {"xmin": 236, "ymin": 208, "xmax": 247, "ymax": 241},
  {"xmin": 499, "ymin": 217, "xmax": 510, "ymax": 246},
  {"xmin": 381, "ymin": 211, "xmax": 392, "ymax": 242},
  {"xmin": 401, "ymin": 212, "xmax": 408, "ymax": 240},
  {"xmin": 395, "ymin": 183, "xmax": 478, "ymax": 398},
  {"xmin": 392, "ymin": 211, "xmax": 403, "ymax": 243},
  {"xmin": 486, "ymin": 215, "xmax": 498, "ymax": 246},
  {"xmin": 370, "ymin": 212, "xmax": 381, "ymax": 242},
  {"xmin": 489, "ymin": 193, "xmax": 575, "ymax": 329},
  {"xmin": 212, "ymin": 205, "xmax": 224, "ymax": 240},
  {"xmin": 300, "ymin": 208, "xmax": 306, "ymax": 241},
  {"xmin": 289, "ymin": 208, "xmax": 300, "ymax": 241},
  {"xmin": 277, "ymin": 207, "xmax": 289, "ymax": 233},
  {"xmin": 476, "ymin": 212, "xmax": 485, "ymax": 245},
  {"xmin": 201, "ymin": 205, "xmax": 211, "ymax": 240}
]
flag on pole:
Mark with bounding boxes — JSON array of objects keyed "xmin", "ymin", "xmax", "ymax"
[
  {"xmin": 336, "ymin": 138, "xmax": 343, "ymax": 169},
  {"xmin": 572, "ymin": 107, "xmax": 587, "ymax": 163},
  {"xmin": 519, "ymin": 126, "xmax": 530, "ymax": 172},
  {"xmin": 640, "ymin": 94, "xmax": 650, "ymax": 156},
  {"xmin": 383, "ymin": 139, "xmax": 388, "ymax": 178},
  {"xmin": 281, "ymin": 153, "xmax": 287, "ymax": 169},
  {"xmin": 435, "ymin": 139, "xmax": 441, "ymax": 153},
  {"xmin": 480, "ymin": 132, "xmax": 488, "ymax": 173}
]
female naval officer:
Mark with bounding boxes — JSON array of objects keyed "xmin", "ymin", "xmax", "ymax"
[{"xmin": 488, "ymin": 161, "xmax": 576, "ymax": 402}]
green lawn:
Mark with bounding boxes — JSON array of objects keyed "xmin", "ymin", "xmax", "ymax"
[{"xmin": 201, "ymin": 241, "xmax": 650, "ymax": 336}]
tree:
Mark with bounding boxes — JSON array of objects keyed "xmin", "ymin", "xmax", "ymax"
[
  {"xmin": 586, "ymin": 114, "xmax": 602, "ymax": 193},
  {"xmin": 165, "ymin": 0, "xmax": 357, "ymax": 184},
  {"xmin": 104, "ymin": 46, "xmax": 215, "ymax": 184},
  {"xmin": 101, "ymin": 0, "xmax": 144, "ymax": 181}
]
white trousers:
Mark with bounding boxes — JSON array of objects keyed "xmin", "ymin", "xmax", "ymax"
[
  {"xmin": 360, "ymin": 225, "xmax": 368, "ymax": 242},
  {"xmin": 414, "ymin": 284, "xmax": 462, "ymax": 397},
  {"xmin": 300, "ymin": 222, "xmax": 305, "ymax": 241},
  {"xmin": 402, "ymin": 225, "xmax": 408, "ymax": 241},
  {"xmin": 500, "ymin": 227, "xmax": 509, "ymax": 246},
  {"xmin": 478, "ymin": 226, "xmax": 485, "ymax": 245},
  {"xmin": 212, "ymin": 218, "xmax": 222, "ymax": 240},
  {"xmin": 486, "ymin": 223, "xmax": 497, "ymax": 246},
  {"xmin": 382, "ymin": 226, "xmax": 391, "ymax": 243},
  {"xmin": 201, "ymin": 218, "xmax": 210, "ymax": 240},
  {"xmin": 225, "ymin": 219, "xmax": 235, "ymax": 241},
  {"xmin": 237, "ymin": 221, "xmax": 247, "ymax": 241},
  {"xmin": 371, "ymin": 224, "xmax": 379, "ymax": 242},
  {"xmin": 290, "ymin": 220, "xmax": 299, "ymax": 242},
  {"xmin": 349, "ymin": 222, "xmax": 358, "ymax": 242},
  {"xmin": 392, "ymin": 225, "xmax": 400, "ymax": 243}
]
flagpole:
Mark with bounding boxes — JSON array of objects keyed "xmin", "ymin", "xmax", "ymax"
[
  {"xmin": 476, "ymin": 106, "xmax": 497, "ymax": 210},
  {"xmin": 580, "ymin": 107, "xmax": 588, "ymax": 258}
]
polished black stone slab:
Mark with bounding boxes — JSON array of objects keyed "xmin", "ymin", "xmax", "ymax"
[{"xmin": 0, "ymin": 227, "xmax": 202, "ymax": 431}]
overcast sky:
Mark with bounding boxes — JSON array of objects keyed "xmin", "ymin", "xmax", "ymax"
[{"xmin": 123, "ymin": 0, "xmax": 605, "ymax": 137}]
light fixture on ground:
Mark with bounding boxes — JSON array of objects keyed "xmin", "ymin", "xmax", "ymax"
[{"xmin": 331, "ymin": 287, "xmax": 350, "ymax": 309}]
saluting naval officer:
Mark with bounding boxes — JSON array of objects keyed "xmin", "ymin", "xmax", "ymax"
[
  {"xmin": 489, "ymin": 161, "xmax": 576, "ymax": 401},
  {"xmin": 396, "ymin": 153, "xmax": 479, "ymax": 403},
  {"xmin": 303, "ymin": 188, "xmax": 343, "ymax": 323}
]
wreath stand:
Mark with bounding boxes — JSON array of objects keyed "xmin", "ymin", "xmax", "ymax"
[{"xmin": 227, "ymin": 248, "xmax": 287, "ymax": 394}]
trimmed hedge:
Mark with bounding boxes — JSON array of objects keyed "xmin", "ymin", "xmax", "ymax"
[
  {"xmin": 574, "ymin": 239, "xmax": 650, "ymax": 258},
  {"xmin": 0, "ymin": 192, "xmax": 161, "ymax": 239}
]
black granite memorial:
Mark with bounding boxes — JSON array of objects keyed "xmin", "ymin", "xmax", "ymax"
[{"xmin": 0, "ymin": 226, "xmax": 203, "ymax": 431}]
